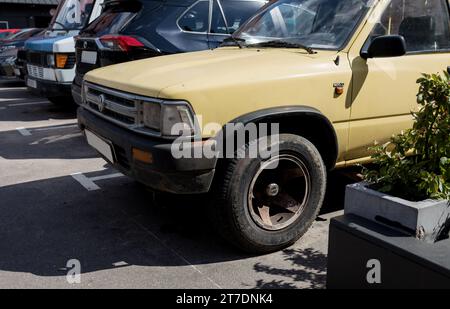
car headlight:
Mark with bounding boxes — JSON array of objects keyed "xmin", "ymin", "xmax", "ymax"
[
  {"xmin": 142, "ymin": 102, "xmax": 161, "ymax": 130},
  {"xmin": 142, "ymin": 101, "xmax": 196, "ymax": 137},
  {"xmin": 46, "ymin": 54, "xmax": 69, "ymax": 68},
  {"xmin": 47, "ymin": 54, "xmax": 55, "ymax": 67}
]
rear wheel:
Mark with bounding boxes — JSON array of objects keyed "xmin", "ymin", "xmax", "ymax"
[{"xmin": 210, "ymin": 134, "xmax": 327, "ymax": 253}]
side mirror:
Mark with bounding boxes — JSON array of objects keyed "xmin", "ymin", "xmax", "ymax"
[{"xmin": 361, "ymin": 35, "xmax": 407, "ymax": 59}]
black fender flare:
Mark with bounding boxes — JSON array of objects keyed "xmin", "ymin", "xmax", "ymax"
[{"xmin": 215, "ymin": 106, "xmax": 339, "ymax": 169}]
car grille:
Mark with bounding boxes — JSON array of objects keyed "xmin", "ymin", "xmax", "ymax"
[
  {"xmin": 83, "ymin": 82, "xmax": 162, "ymax": 137},
  {"xmin": 27, "ymin": 51, "xmax": 44, "ymax": 66},
  {"xmin": 27, "ymin": 64, "xmax": 44, "ymax": 79},
  {"xmin": 26, "ymin": 51, "xmax": 76, "ymax": 69}
]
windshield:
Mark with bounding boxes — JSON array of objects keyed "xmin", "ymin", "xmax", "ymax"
[
  {"xmin": 234, "ymin": 0, "xmax": 374, "ymax": 50},
  {"xmin": 51, "ymin": 0, "xmax": 96, "ymax": 31}
]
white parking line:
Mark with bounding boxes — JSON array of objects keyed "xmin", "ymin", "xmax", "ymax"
[
  {"xmin": 90, "ymin": 173, "xmax": 124, "ymax": 182},
  {"xmin": 15, "ymin": 123, "xmax": 78, "ymax": 136},
  {"xmin": 8, "ymin": 101, "xmax": 50, "ymax": 107},
  {"xmin": 0, "ymin": 107, "xmax": 5, "ymax": 110},
  {"xmin": 0, "ymin": 87, "xmax": 27, "ymax": 91},
  {"xmin": 71, "ymin": 172, "xmax": 125, "ymax": 191},
  {"xmin": 16, "ymin": 127, "xmax": 32, "ymax": 136},
  {"xmin": 34, "ymin": 124, "xmax": 78, "ymax": 131},
  {"xmin": 0, "ymin": 98, "xmax": 26, "ymax": 102}
]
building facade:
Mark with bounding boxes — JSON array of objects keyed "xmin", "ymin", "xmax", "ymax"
[{"xmin": 0, "ymin": 0, "xmax": 59, "ymax": 29}]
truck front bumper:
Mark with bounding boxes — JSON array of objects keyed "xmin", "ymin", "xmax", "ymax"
[
  {"xmin": 77, "ymin": 107, "xmax": 218, "ymax": 194},
  {"xmin": 26, "ymin": 76, "xmax": 72, "ymax": 98}
]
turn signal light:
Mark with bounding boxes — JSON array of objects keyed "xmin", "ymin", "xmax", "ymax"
[
  {"xmin": 132, "ymin": 148, "xmax": 153, "ymax": 164},
  {"xmin": 55, "ymin": 54, "xmax": 68, "ymax": 68}
]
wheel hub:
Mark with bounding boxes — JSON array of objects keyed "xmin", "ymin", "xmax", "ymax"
[
  {"xmin": 247, "ymin": 154, "xmax": 311, "ymax": 231},
  {"xmin": 265, "ymin": 183, "xmax": 280, "ymax": 197}
]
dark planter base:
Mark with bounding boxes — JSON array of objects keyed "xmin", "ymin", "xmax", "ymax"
[{"xmin": 327, "ymin": 215, "xmax": 450, "ymax": 289}]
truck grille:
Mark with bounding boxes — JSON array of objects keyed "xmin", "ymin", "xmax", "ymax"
[
  {"xmin": 26, "ymin": 51, "xmax": 76, "ymax": 69},
  {"xmin": 27, "ymin": 64, "xmax": 44, "ymax": 79},
  {"xmin": 27, "ymin": 52, "xmax": 44, "ymax": 66},
  {"xmin": 83, "ymin": 82, "xmax": 162, "ymax": 137}
]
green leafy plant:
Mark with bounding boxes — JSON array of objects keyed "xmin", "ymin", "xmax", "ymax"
[{"xmin": 363, "ymin": 71, "xmax": 450, "ymax": 201}]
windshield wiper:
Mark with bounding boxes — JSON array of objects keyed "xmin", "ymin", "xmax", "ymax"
[
  {"xmin": 247, "ymin": 40, "xmax": 316, "ymax": 54},
  {"xmin": 220, "ymin": 37, "xmax": 246, "ymax": 49}
]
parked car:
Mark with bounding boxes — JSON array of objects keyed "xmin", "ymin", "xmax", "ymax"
[
  {"xmin": 14, "ymin": 31, "xmax": 47, "ymax": 81},
  {"xmin": 72, "ymin": 0, "xmax": 268, "ymax": 105},
  {"xmin": 0, "ymin": 29, "xmax": 20, "ymax": 42},
  {"xmin": 78, "ymin": 0, "xmax": 450, "ymax": 253},
  {"xmin": 24, "ymin": 0, "xmax": 104, "ymax": 104},
  {"xmin": 0, "ymin": 29, "xmax": 43, "ymax": 77}
]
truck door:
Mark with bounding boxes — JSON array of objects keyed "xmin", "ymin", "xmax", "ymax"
[{"xmin": 346, "ymin": 0, "xmax": 450, "ymax": 160}]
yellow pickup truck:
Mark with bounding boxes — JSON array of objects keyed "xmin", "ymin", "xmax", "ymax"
[{"xmin": 78, "ymin": 0, "xmax": 450, "ymax": 253}]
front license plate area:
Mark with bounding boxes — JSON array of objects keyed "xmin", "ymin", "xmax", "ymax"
[{"xmin": 85, "ymin": 129, "xmax": 116, "ymax": 163}]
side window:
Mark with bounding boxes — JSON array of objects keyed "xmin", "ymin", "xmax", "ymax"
[
  {"xmin": 178, "ymin": 1, "xmax": 210, "ymax": 33},
  {"xmin": 219, "ymin": 0, "xmax": 267, "ymax": 34},
  {"xmin": 211, "ymin": 1, "xmax": 228, "ymax": 34},
  {"xmin": 369, "ymin": 0, "xmax": 450, "ymax": 53}
]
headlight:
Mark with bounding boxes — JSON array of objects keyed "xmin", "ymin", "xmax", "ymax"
[
  {"xmin": 142, "ymin": 101, "xmax": 196, "ymax": 137},
  {"xmin": 46, "ymin": 54, "xmax": 68, "ymax": 68},
  {"xmin": 46, "ymin": 54, "xmax": 55, "ymax": 67},
  {"xmin": 142, "ymin": 102, "xmax": 161, "ymax": 130}
]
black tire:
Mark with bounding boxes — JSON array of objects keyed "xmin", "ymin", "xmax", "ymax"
[
  {"xmin": 210, "ymin": 134, "xmax": 327, "ymax": 254},
  {"xmin": 47, "ymin": 96, "xmax": 75, "ymax": 105}
]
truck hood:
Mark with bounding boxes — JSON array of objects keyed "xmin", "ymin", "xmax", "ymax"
[
  {"xmin": 24, "ymin": 35, "xmax": 76, "ymax": 53},
  {"xmin": 84, "ymin": 47, "xmax": 338, "ymax": 99}
]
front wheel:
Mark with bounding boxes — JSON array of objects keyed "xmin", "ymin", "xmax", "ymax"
[{"xmin": 210, "ymin": 134, "xmax": 327, "ymax": 254}]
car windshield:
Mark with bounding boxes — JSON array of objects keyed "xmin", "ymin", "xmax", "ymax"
[
  {"xmin": 234, "ymin": 0, "xmax": 374, "ymax": 50},
  {"xmin": 50, "ymin": 0, "xmax": 96, "ymax": 31}
]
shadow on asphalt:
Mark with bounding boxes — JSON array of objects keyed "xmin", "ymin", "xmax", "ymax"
[
  {"xmin": 0, "ymin": 101, "xmax": 77, "ymax": 122},
  {"xmin": 0, "ymin": 168, "xmax": 358, "ymax": 279},
  {"xmin": 253, "ymin": 248, "xmax": 327, "ymax": 289},
  {"xmin": 0, "ymin": 171, "xmax": 245, "ymax": 277},
  {"xmin": 0, "ymin": 79, "xmax": 24, "ymax": 88},
  {"xmin": 0, "ymin": 83, "xmax": 77, "ymax": 122},
  {"xmin": 0, "ymin": 125, "xmax": 99, "ymax": 160},
  {"xmin": 321, "ymin": 168, "xmax": 361, "ymax": 215}
]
